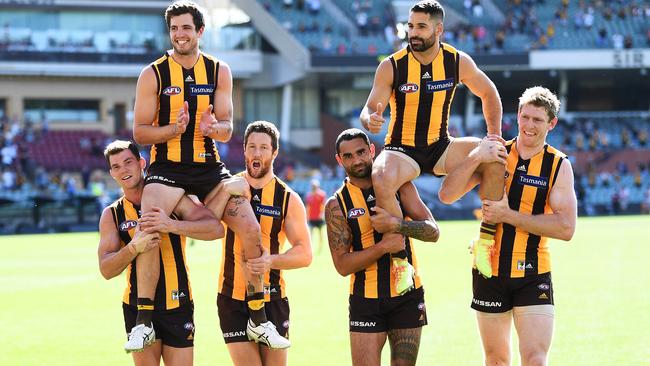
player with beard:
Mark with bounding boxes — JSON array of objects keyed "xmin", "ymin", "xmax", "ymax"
[
  {"xmin": 129, "ymin": 1, "xmax": 288, "ymax": 352},
  {"xmin": 325, "ymin": 128, "xmax": 439, "ymax": 366},
  {"xmin": 217, "ymin": 121, "xmax": 312, "ymax": 366},
  {"xmin": 360, "ymin": 0, "xmax": 504, "ymax": 295}
]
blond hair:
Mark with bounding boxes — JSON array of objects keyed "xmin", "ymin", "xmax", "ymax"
[{"xmin": 518, "ymin": 86, "xmax": 561, "ymax": 121}]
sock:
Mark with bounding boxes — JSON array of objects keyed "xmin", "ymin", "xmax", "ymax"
[
  {"xmin": 479, "ymin": 222, "xmax": 497, "ymax": 241},
  {"xmin": 135, "ymin": 298, "xmax": 154, "ymax": 326},
  {"xmin": 247, "ymin": 292, "xmax": 267, "ymax": 326}
]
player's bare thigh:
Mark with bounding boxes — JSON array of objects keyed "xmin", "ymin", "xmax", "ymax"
[
  {"xmin": 372, "ymin": 149, "xmax": 420, "ymax": 190},
  {"xmin": 131, "ymin": 339, "xmax": 162, "ymax": 366},
  {"xmin": 225, "ymin": 342, "xmax": 263, "ymax": 366},
  {"xmin": 350, "ymin": 331, "xmax": 388, "ymax": 366},
  {"xmin": 513, "ymin": 305, "xmax": 554, "ymax": 366},
  {"xmin": 386, "ymin": 327, "xmax": 422, "ymax": 366},
  {"xmin": 260, "ymin": 345, "xmax": 288, "ymax": 366},
  {"xmin": 475, "ymin": 310, "xmax": 512, "ymax": 366},
  {"xmin": 160, "ymin": 345, "xmax": 193, "ymax": 366},
  {"xmin": 435, "ymin": 136, "xmax": 481, "ymax": 176},
  {"xmin": 141, "ymin": 183, "xmax": 185, "ymax": 214}
]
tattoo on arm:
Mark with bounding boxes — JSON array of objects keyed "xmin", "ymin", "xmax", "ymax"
[
  {"xmin": 325, "ymin": 200, "xmax": 352, "ymax": 252},
  {"xmin": 246, "ymin": 283, "xmax": 255, "ymax": 296},
  {"xmin": 226, "ymin": 196, "xmax": 247, "ymax": 217},
  {"xmin": 387, "ymin": 328, "xmax": 422, "ymax": 364},
  {"xmin": 398, "ymin": 220, "xmax": 439, "ymax": 242}
]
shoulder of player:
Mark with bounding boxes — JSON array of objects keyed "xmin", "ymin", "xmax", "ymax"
[
  {"xmin": 324, "ymin": 195, "xmax": 342, "ymax": 217},
  {"xmin": 545, "ymin": 143, "xmax": 568, "ymax": 159}
]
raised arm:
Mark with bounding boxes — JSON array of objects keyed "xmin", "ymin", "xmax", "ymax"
[
  {"xmin": 482, "ymin": 160, "xmax": 577, "ymax": 241},
  {"xmin": 139, "ymin": 195, "xmax": 224, "ymax": 241},
  {"xmin": 132, "ymin": 66, "xmax": 188, "ymax": 145},
  {"xmin": 325, "ymin": 196, "xmax": 404, "ymax": 276},
  {"xmin": 360, "ymin": 58, "xmax": 393, "ymax": 134},
  {"xmin": 247, "ymin": 192, "xmax": 313, "ymax": 275},
  {"xmin": 97, "ymin": 207, "xmax": 160, "ymax": 280},
  {"xmin": 370, "ymin": 182, "xmax": 440, "ymax": 242},
  {"xmin": 199, "ymin": 61, "xmax": 233, "ymax": 142},
  {"xmin": 459, "ymin": 51, "xmax": 502, "ymax": 136}
]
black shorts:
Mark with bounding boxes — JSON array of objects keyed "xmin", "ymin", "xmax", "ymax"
[
  {"xmin": 308, "ymin": 219, "xmax": 324, "ymax": 228},
  {"xmin": 349, "ymin": 287, "xmax": 427, "ymax": 333},
  {"xmin": 217, "ymin": 294, "xmax": 290, "ymax": 343},
  {"xmin": 384, "ymin": 136, "xmax": 451, "ymax": 176},
  {"xmin": 123, "ymin": 303, "xmax": 194, "ymax": 348},
  {"xmin": 471, "ymin": 269, "xmax": 554, "ymax": 313},
  {"xmin": 145, "ymin": 161, "xmax": 231, "ymax": 202}
]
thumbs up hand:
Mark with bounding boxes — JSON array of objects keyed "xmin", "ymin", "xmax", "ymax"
[
  {"xmin": 199, "ymin": 104, "xmax": 217, "ymax": 137},
  {"xmin": 368, "ymin": 102, "xmax": 385, "ymax": 134}
]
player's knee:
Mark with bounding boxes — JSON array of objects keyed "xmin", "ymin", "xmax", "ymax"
[
  {"xmin": 484, "ymin": 350, "xmax": 510, "ymax": 366},
  {"xmin": 371, "ymin": 168, "xmax": 399, "ymax": 195},
  {"xmin": 438, "ymin": 189, "xmax": 455, "ymax": 205},
  {"xmin": 520, "ymin": 350, "xmax": 547, "ymax": 366}
]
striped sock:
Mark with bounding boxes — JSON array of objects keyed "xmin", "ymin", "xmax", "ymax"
[
  {"xmin": 135, "ymin": 298, "xmax": 154, "ymax": 326},
  {"xmin": 479, "ymin": 222, "xmax": 497, "ymax": 241},
  {"xmin": 247, "ymin": 292, "xmax": 267, "ymax": 326}
]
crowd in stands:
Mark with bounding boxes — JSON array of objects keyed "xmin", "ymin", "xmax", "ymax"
[
  {"xmin": 447, "ymin": 0, "xmax": 650, "ymax": 54},
  {"xmin": 264, "ymin": 0, "xmax": 398, "ymax": 55}
]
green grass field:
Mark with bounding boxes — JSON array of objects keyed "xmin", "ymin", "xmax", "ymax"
[{"xmin": 1, "ymin": 216, "xmax": 648, "ymax": 365}]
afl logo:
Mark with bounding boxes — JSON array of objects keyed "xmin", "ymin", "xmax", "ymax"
[
  {"xmin": 347, "ymin": 208, "xmax": 366, "ymax": 219},
  {"xmin": 119, "ymin": 220, "xmax": 137, "ymax": 231},
  {"xmin": 162, "ymin": 86, "xmax": 182, "ymax": 96},
  {"xmin": 399, "ymin": 83, "xmax": 419, "ymax": 93}
]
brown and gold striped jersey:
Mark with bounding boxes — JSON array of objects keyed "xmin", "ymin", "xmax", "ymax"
[
  {"xmin": 149, "ymin": 51, "xmax": 221, "ymax": 164},
  {"xmin": 218, "ymin": 174, "xmax": 292, "ymax": 302},
  {"xmin": 386, "ymin": 43, "xmax": 460, "ymax": 147},
  {"xmin": 335, "ymin": 179, "xmax": 422, "ymax": 298},
  {"xmin": 109, "ymin": 196, "xmax": 192, "ymax": 309},
  {"xmin": 492, "ymin": 139, "xmax": 567, "ymax": 278}
]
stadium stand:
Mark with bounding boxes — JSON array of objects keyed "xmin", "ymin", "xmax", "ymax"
[{"xmin": 0, "ymin": 0, "xmax": 648, "ymax": 234}]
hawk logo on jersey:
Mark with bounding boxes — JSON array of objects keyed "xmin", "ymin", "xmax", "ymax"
[
  {"xmin": 538, "ymin": 283, "xmax": 550, "ymax": 291},
  {"xmin": 517, "ymin": 260, "xmax": 535, "ymax": 271},
  {"xmin": 119, "ymin": 220, "xmax": 137, "ymax": 231},
  {"xmin": 189, "ymin": 84, "xmax": 215, "ymax": 96},
  {"xmin": 425, "ymin": 78, "xmax": 455, "ymax": 93},
  {"xmin": 347, "ymin": 208, "xmax": 366, "ymax": 219},
  {"xmin": 162, "ymin": 86, "xmax": 182, "ymax": 96},
  {"xmin": 399, "ymin": 83, "xmax": 419, "ymax": 93}
]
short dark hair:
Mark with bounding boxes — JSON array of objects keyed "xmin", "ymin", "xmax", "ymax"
[
  {"xmin": 410, "ymin": 0, "xmax": 445, "ymax": 22},
  {"xmin": 244, "ymin": 121, "xmax": 280, "ymax": 151},
  {"xmin": 335, "ymin": 128, "xmax": 370, "ymax": 154},
  {"xmin": 104, "ymin": 140, "xmax": 140, "ymax": 167},
  {"xmin": 165, "ymin": 1, "xmax": 205, "ymax": 31}
]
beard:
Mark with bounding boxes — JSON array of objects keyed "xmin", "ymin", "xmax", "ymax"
[
  {"xmin": 409, "ymin": 35, "xmax": 436, "ymax": 52},
  {"xmin": 172, "ymin": 39, "xmax": 197, "ymax": 56},
  {"xmin": 346, "ymin": 162, "xmax": 372, "ymax": 179},
  {"xmin": 246, "ymin": 159, "xmax": 272, "ymax": 179}
]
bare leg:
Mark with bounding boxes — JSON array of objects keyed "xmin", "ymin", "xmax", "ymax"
[
  {"xmin": 160, "ymin": 345, "xmax": 193, "ymax": 366},
  {"xmin": 513, "ymin": 306, "xmax": 554, "ymax": 366},
  {"xmin": 260, "ymin": 344, "xmax": 288, "ymax": 366},
  {"xmin": 136, "ymin": 184, "xmax": 184, "ymax": 327},
  {"xmin": 225, "ymin": 342, "xmax": 263, "ymax": 366},
  {"xmin": 372, "ymin": 150, "xmax": 419, "ymax": 294},
  {"xmin": 386, "ymin": 327, "xmax": 422, "ymax": 366},
  {"xmin": 476, "ymin": 311, "xmax": 512, "ymax": 366},
  {"xmin": 350, "ymin": 332, "xmax": 387, "ymax": 366},
  {"xmin": 131, "ymin": 340, "xmax": 162, "ymax": 366}
]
